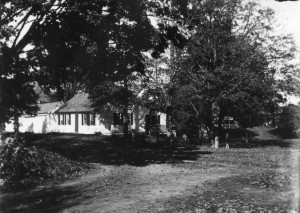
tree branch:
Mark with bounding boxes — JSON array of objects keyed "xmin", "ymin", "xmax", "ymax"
[{"xmin": 13, "ymin": 0, "xmax": 58, "ymax": 53}]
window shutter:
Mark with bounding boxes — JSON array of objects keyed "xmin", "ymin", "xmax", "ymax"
[
  {"xmin": 82, "ymin": 114, "xmax": 83, "ymax": 125},
  {"xmin": 145, "ymin": 114, "xmax": 150, "ymax": 132},
  {"xmin": 69, "ymin": 114, "xmax": 71, "ymax": 125},
  {"xmin": 113, "ymin": 113, "xmax": 117, "ymax": 125},
  {"xmin": 157, "ymin": 115, "xmax": 161, "ymax": 125},
  {"xmin": 87, "ymin": 113, "xmax": 90, "ymax": 126},
  {"xmin": 91, "ymin": 114, "xmax": 95, "ymax": 126},
  {"xmin": 131, "ymin": 113, "xmax": 133, "ymax": 125},
  {"xmin": 58, "ymin": 114, "xmax": 60, "ymax": 125}
]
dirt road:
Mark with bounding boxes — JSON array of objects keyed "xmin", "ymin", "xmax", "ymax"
[
  {"xmin": 1, "ymin": 127, "xmax": 298, "ymax": 212},
  {"xmin": 1, "ymin": 158, "xmax": 232, "ymax": 212}
]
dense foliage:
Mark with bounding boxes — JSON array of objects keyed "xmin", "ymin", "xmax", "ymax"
[
  {"xmin": 0, "ymin": 0, "xmax": 297, "ymax": 140},
  {"xmin": 166, "ymin": 0, "xmax": 295, "ymax": 139},
  {"xmin": 276, "ymin": 104, "xmax": 300, "ymax": 138},
  {"xmin": 0, "ymin": 137, "xmax": 87, "ymax": 190},
  {"xmin": 0, "ymin": 0, "xmax": 188, "ymax": 138}
]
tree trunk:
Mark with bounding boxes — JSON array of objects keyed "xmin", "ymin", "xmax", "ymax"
[
  {"xmin": 198, "ymin": 125, "xmax": 202, "ymax": 140},
  {"xmin": 13, "ymin": 112, "xmax": 20, "ymax": 139},
  {"xmin": 123, "ymin": 106, "xmax": 129, "ymax": 137},
  {"xmin": 0, "ymin": 122, "xmax": 4, "ymax": 146},
  {"xmin": 217, "ymin": 113, "xmax": 223, "ymax": 142},
  {"xmin": 0, "ymin": 55, "xmax": 5, "ymax": 145},
  {"xmin": 123, "ymin": 78, "xmax": 129, "ymax": 138}
]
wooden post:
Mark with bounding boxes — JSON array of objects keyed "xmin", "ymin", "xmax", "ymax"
[
  {"xmin": 225, "ymin": 132, "xmax": 229, "ymax": 149},
  {"xmin": 131, "ymin": 130, "xmax": 135, "ymax": 142},
  {"xmin": 245, "ymin": 133, "xmax": 248, "ymax": 144},
  {"xmin": 214, "ymin": 136, "xmax": 219, "ymax": 149},
  {"xmin": 183, "ymin": 133, "xmax": 187, "ymax": 141}
]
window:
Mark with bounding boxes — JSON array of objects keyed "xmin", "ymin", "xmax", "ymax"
[
  {"xmin": 82, "ymin": 113, "xmax": 88, "ymax": 125},
  {"xmin": 145, "ymin": 114, "xmax": 160, "ymax": 132},
  {"xmin": 113, "ymin": 113, "xmax": 123, "ymax": 125},
  {"xmin": 113, "ymin": 113, "xmax": 133, "ymax": 125},
  {"xmin": 59, "ymin": 114, "xmax": 64, "ymax": 125},
  {"xmin": 58, "ymin": 114, "xmax": 71, "ymax": 125},
  {"xmin": 66, "ymin": 114, "xmax": 71, "ymax": 125},
  {"xmin": 82, "ymin": 113, "xmax": 95, "ymax": 126}
]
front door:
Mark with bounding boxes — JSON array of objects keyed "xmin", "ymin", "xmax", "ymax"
[{"xmin": 75, "ymin": 114, "xmax": 79, "ymax": 133}]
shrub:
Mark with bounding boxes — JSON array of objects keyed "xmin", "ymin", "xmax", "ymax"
[
  {"xmin": 276, "ymin": 104, "xmax": 300, "ymax": 138},
  {"xmin": 0, "ymin": 137, "xmax": 47, "ymax": 189},
  {"xmin": 0, "ymin": 137, "xmax": 89, "ymax": 191}
]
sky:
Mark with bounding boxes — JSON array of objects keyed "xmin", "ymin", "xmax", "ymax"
[
  {"xmin": 255, "ymin": 0, "xmax": 300, "ymax": 104},
  {"xmin": 254, "ymin": 0, "xmax": 300, "ymax": 55}
]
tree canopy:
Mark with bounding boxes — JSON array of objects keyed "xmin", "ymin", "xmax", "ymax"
[
  {"xmin": 166, "ymin": 0, "xmax": 295, "ymax": 138},
  {"xmin": 0, "ymin": 0, "xmax": 188, "ymax": 138},
  {"xmin": 0, "ymin": 0, "xmax": 296, "ymax": 141}
]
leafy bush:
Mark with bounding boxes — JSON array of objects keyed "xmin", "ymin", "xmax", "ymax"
[
  {"xmin": 0, "ymin": 137, "xmax": 47, "ymax": 188},
  {"xmin": 276, "ymin": 104, "xmax": 300, "ymax": 138},
  {"xmin": 0, "ymin": 137, "xmax": 88, "ymax": 190}
]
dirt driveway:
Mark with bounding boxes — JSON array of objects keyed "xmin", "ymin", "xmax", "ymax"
[
  {"xmin": 1, "ymin": 127, "xmax": 299, "ymax": 212},
  {"xmin": 1, "ymin": 153, "xmax": 232, "ymax": 212}
]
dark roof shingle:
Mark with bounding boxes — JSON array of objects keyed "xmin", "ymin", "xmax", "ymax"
[
  {"xmin": 57, "ymin": 93, "xmax": 94, "ymax": 113},
  {"xmin": 38, "ymin": 102, "xmax": 62, "ymax": 114}
]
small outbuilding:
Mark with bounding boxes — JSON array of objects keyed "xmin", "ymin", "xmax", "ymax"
[{"xmin": 5, "ymin": 101, "xmax": 63, "ymax": 134}]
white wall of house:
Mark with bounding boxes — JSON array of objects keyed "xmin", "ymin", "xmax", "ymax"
[
  {"xmin": 5, "ymin": 107, "xmax": 166, "ymax": 135},
  {"xmin": 131, "ymin": 105, "xmax": 149, "ymax": 133},
  {"xmin": 57, "ymin": 113, "xmax": 112, "ymax": 135},
  {"xmin": 5, "ymin": 113, "xmax": 60, "ymax": 134}
]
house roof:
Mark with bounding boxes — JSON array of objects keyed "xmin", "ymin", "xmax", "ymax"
[
  {"xmin": 38, "ymin": 101, "xmax": 63, "ymax": 114},
  {"xmin": 57, "ymin": 93, "xmax": 94, "ymax": 113}
]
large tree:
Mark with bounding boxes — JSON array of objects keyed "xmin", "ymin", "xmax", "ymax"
[
  {"xmin": 0, "ymin": 0, "xmax": 189, "ymax": 141},
  {"xmin": 0, "ymin": 0, "xmax": 59, "ymax": 141},
  {"xmin": 86, "ymin": 0, "xmax": 189, "ymax": 136},
  {"xmin": 167, "ymin": 0, "xmax": 295, "ymax": 140},
  {"xmin": 0, "ymin": 0, "xmax": 90, "ymax": 141}
]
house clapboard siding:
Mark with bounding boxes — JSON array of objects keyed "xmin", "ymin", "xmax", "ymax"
[
  {"xmin": 5, "ymin": 93, "xmax": 167, "ymax": 135},
  {"xmin": 5, "ymin": 102, "xmax": 62, "ymax": 134}
]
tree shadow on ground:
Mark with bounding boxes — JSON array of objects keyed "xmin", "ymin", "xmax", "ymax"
[
  {"xmin": 224, "ymin": 128, "xmax": 295, "ymax": 149},
  {"xmin": 30, "ymin": 133, "xmax": 212, "ymax": 166},
  {"xmin": 226, "ymin": 128, "xmax": 258, "ymax": 139},
  {"xmin": 0, "ymin": 185, "xmax": 90, "ymax": 213},
  {"xmin": 226, "ymin": 138, "xmax": 294, "ymax": 149},
  {"xmin": 269, "ymin": 128, "xmax": 299, "ymax": 140}
]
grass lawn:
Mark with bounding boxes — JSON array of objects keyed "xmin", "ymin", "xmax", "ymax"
[{"xmin": 0, "ymin": 127, "xmax": 299, "ymax": 212}]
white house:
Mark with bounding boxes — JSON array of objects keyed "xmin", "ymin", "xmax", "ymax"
[
  {"xmin": 5, "ymin": 101, "xmax": 63, "ymax": 134},
  {"xmin": 56, "ymin": 93, "xmax": 167, "ymax": 135},
  {"xmin": 5, "ymin": 93, "xmax": 167, "ymax": 135}
]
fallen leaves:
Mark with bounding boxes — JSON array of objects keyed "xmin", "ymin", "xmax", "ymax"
[{"xmin": 248, "ymin": 171, "xmax": 292, "ymax": 190}]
